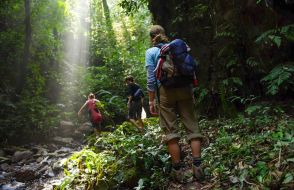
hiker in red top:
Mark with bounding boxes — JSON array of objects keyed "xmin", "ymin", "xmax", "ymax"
[{"xmin": 78, "ymin": 93, "xmax": 102, "ymax": 134}]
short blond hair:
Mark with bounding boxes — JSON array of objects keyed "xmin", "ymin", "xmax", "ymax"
[
  {"xmin": 149, "ymin": 25, "xmax": 169, "ymax": 45},
  {"xmin": 88, "ymin": 93, "xmax": 95, "ymax": 99},
  {"xmin": 149, "ymin": 25, "xmax": 165, "ymax": 38}
]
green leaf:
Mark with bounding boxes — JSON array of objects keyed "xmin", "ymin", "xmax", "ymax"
[
  {"xmin": 226, "ymin": 57, "xmax": 237, "ymax": 68},
  {"xmin": 283, "ymin": 173, "xmax": 293, "ymax": 184},
  {"xmin": 245, "ymin": 105, "xmax": 261, "ymax": 115},
  {"xmin": 286, "ymin": 158, "xmax": 294, "ymax": 163},
  {"xmin": 229, "ymin": 176, "xmax": 239, "ymax": 183},
  {"xmin": 268, "ymin": 35, "xmax": 282, "ymax": 47},
  {"xmin": 261, "ymin": 64, "xmax": 294, "ymax": 95},
  {"xmin": 257, "ymin": 175, "xmax": 263, "ymax": 183},
  {"xmin": 135, "ymin": 178, "xmax": 145, "ymax": 190}
]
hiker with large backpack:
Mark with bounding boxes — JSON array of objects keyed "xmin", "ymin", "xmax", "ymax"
[
  {"xmin": 145, "ymin": 25, "xmax": 204, "ymax": 184},
  {"xmin": 78, "ymin": 93, "xmax": 103, "ymax": 134},
  {"xmin": 125, "ymin": 76, "xmax": 144, "ymax": 130}
]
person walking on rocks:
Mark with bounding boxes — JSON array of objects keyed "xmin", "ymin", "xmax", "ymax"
[{"xmin": 78, "ymin": 93, "xmax": 102, "ymax": 134}]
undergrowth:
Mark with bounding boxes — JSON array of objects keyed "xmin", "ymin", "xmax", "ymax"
[
  {"xmin": 55, "ymin": 117, "xmax": 170, "ymax": 190},
  {"xmin": 201, "ymin": 104, "xmax": 294, "ymax": 189},
  {"xmin": 56, "ymin": 105, "xmax": 293, "ymax": 190}
]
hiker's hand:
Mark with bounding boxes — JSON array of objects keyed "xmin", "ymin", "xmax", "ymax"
[
  {"xmin": 78, "ymin": 112, "xmax": 81, "ymax": 117},
  {"xmin": 127, "ymin": 102, "xmax": 130, "ymax": 108},
  {"xmin": 149, "ymin": 101, "xmax": 158, "ymax": 116}
]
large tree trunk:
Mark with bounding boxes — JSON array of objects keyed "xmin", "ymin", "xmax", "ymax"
[{"xmin": 16, "ymin": 0, "xmax": 31, "ymax": 95}]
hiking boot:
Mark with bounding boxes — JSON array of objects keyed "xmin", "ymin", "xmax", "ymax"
[
  {"xmin": 171, "ymin": 167, "xmax": 193, "ymax": 184},
  {"xmin": 192, "ymin": 165, "xmax": 205, "ymax": 182}
]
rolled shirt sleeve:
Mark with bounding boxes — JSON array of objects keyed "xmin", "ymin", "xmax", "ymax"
[
  {"xmin": 146, "ymin": 65, "xmax": 156, "ymax": 91},
  {"xmin": 145, "ymin": 47, "xmax": 160, "ymax": 92}
]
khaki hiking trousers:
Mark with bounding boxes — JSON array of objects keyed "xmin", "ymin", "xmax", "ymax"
[{"xmin": 158, "ymin": 86, "xmax": 203, "ymax": 143}]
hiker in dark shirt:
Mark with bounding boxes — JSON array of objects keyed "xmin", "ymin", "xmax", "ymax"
[{"xmin": 125, "ymin": 76, "xmax": 144, "ymax": 130}]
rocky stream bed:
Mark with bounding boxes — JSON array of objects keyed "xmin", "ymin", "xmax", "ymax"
[{"xmin": 0, "ymin": 121, "xmax": 93, "ymax": 190}]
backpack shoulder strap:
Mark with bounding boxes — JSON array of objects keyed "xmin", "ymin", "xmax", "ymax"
[
  {"xmin": 153, "ymin": 43, "xmax": 168, "ymax": 105},
  {"xmin": 154, "ymin": 44, "xmax": 162, "ymax": 49},
  {"xmin": 154, "ymin": 43, "xmax": 166, "ymax": 49}
]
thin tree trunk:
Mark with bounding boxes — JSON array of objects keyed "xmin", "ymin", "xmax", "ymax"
[
  {"xmin": 101, "ymin": 0, "xmax": 118, "ymax": 56},
  {"xmin": 102, "ymin": 0, "xmax": 113, "ymax": 32},
  {"xmin": 102, "ymin": 0, "xmax": 111, "ymax": 23},
  {"xmin": 17, "ymin": 0, "xmax": 31, "ymax": 94}
]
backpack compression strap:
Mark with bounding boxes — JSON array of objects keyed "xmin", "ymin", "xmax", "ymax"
[
  {"xmin": 153, "ymin": 43, "xmax": 167, "ymax": 105},
  {"xmin": 154, "ymin": 44, "xmax": 170, "ymax": 80}
]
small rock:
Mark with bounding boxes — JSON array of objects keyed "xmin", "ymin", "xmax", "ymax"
[
  {"xmin": 46, "ymin": 167, "xmax": 55, "ymax": 177},
  {"xmin": 76, "ymin": 122, "xmax": 92, "ymax": 133},
  {"xmin": 36, "ymin": 157, "xmax": 43, "ymax": 163},
  {"xmin": 53, "ymin": 137, "xmax": 73, "ymax": 144},
  {"xmin": 56, "ymin": 121, "xmax": 76, "ymax": 137},
  {"xmin": 39, "ymin": 156, "xmax": 50, "ymax": 165},
  {"xmin": 60, "ymin": 121, "xmax": 74, "ymax": 127},
  {"xmin": 55, "ymin": 147, "xmax": 71, "ymax": 154},
  {"xmin": 52, "ymin": 161, "xmax": 63, "ymax": 174},
  {"xmin": 46, "ymin": 144, "xmax": 59, "ymax": 151},
  {"xmin": 12, "ymin": 150, "xmax": 33, "ymax": 162},
  {"xmin": 34, "ymin": 146, "xmax": 48, "ymax": 156},
  {"xmin": 36, "ymin": 165, "xmax": 48, "ymax": 176},
  {"xmin": 3, "ymin": 171, "xmax": 13, "ymax": 178},
  {"xmin": 1, "ymin": 163, "xmax": 10, "ymax": 171}
]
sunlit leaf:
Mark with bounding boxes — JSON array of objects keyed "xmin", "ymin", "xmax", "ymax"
[{"xmin": 283, "ymin": 173, "xmax": 293, "ymax": 184}]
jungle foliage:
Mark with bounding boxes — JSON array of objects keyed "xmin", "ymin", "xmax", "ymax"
[
  {"xmin": 0, "ymin": 0, "xmax": 67, "ymax": 142},
  {"xmin": 56, "ymin": 108, "xmax": 293, "ymax": 189},
  {"xmin": 56, "ymin": 118, "xmax": 169, "ymax": 190},
  {"xmin": 0, "ymin": 0, "xmax": 151, "ymax": 142}
]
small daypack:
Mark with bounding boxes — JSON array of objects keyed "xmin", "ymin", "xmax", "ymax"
[
  {"xmin": 87, "ymin": 99, "xmax": 102, "ymax": 124},
  {"xmin": 155, "ymin": 39, "xmax": 198, "ymax": 87},
  {"xmin": 133, "ymin": 88, "xmax": 143, "ymax": 99}
]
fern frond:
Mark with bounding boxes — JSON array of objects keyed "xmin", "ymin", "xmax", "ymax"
[{"xmin": 261, "ymin": 63, "xmax": 294, "ymax": 95}]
